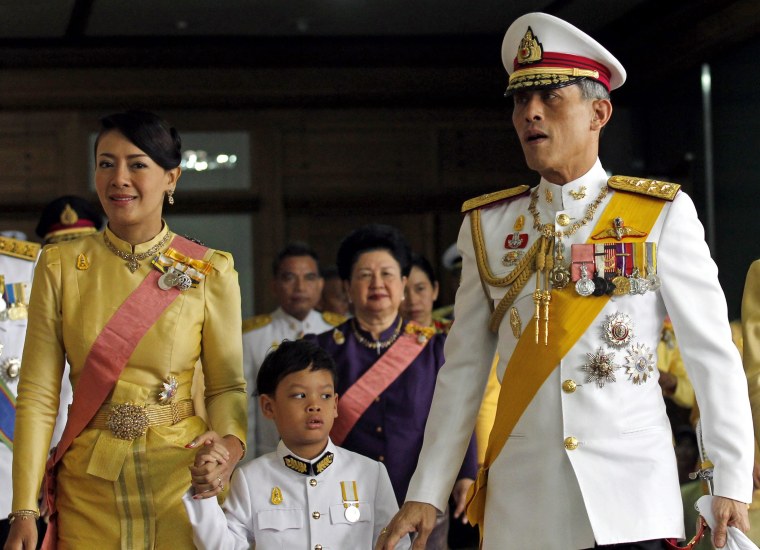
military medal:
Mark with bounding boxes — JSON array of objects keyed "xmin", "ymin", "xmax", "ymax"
[
  {"xmin": 514, "ymin": 215, "xmax": 525, "ymax": 232},
  {"xmin": 629, "ymin": 268, "xmax": 649, "ymax": 295},
  {"xmin": 505, "ymin": 232, "xmax": 528, "ymax": 249},
  {"xmin": 271, "ymin": 486, "xmax": 283, "ymax": 505},
  {"xmin": 601, "ymin": 312, "xmax": 634, "ymax": 348},
  {"xmin": 591, "ymin": 277, "xmax": 609, "ymax": 296},
  {"xmin": 611, "ymin": 275, "xmax": 631, "ymax": 295},
  {"xmin": 625, "ymin": 343, "xmax": 654, "ymax": 384},
  {"xmin": 0, "ymin": 357, "xmax": 20, "ymax": 385},
  {"xmin": 158, "ymin": 375, "xmax": 178, "ymax": 404},
  {"xmin": 340, "ymin": 481, "xmax": 360, "ymax": 523},
  {"xmin": 575, "ymin": 264, "xmax": 595, "ymax": 297},
  {"xmin": 549, "ymin": 240, "xmax": 570, "ymax": 289},
  {"xmin": 582, "ymin": 348, "xmax": 619, "ymax": 388}
]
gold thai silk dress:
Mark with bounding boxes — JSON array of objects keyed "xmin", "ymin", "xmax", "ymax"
[{"xmin": 12, "ymin": 224, "xmax": 247, "ymax": 549}]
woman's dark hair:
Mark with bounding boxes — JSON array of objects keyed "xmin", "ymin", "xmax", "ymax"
[
  {"xmin": 94, "ymin": 110, "xmax": 182, "ymax": 170},
  {"xmin": 256, "ymin": 340, "xmax": 337, "ymax": 396},
  {"xmin": 336, "ymin": 224, "xmax": 412, "ymax": 281},
  {"xmin": 410, "ymin": 253, "xmax": 438, "ymax": 286}
]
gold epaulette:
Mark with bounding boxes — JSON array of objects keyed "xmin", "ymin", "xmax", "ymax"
[
  {"xmin": 607, "ymin": 175, "xmax": 680, "ymax": 201},
  {"xmin": 0, "ymin": 236, "xmax": 40, "ymax": 261},
  {"xmin": 321, "ymin": 311, "xmax": 347, "ymax": 327},
  {"xmin": 461, "ymin": 185, "xmax": 530, "ymax": 213},
  {"xmin": 242, "ymin": 314, "xmax": 272, "ymax": 333}
]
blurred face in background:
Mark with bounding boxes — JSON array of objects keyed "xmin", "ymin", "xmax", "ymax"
[
  {"xmin": 273, "ymin": 255, "xmax": 324, "ymax": 321},
  {"xmin": 401, "ymin": 266, "xmax": 439, "ymax": 327},
  {"xmin": 320, "ymin": 277, "xmax": 351, "ymax": 316}
]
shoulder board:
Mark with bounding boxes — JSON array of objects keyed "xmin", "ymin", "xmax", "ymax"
[
  {"xmin": 242, "ymin": 314, "xmax": 272, "ymax": 333},
  {"xmin": 607, "ymin": 175, "xmax": 680, "ymax": 201},
  {"xmin": 321, "ymin": 311, "xmax": 347, "ymax": 327},
  {"xmin": 0, "ymin": 236, "xmax": 40, "ymax": 261},
  {"xmin": 461, "ymin": 185, "xmax": 530, "ymax": 213}
]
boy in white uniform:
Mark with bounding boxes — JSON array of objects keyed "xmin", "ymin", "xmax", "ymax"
[{"xmin": 184, "ymin": 339, "xmax": 409, "ymax": 550}]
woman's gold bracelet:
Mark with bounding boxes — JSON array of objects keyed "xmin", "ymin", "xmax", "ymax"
[{"xmin": 8, "ymin": 510, "xmax": 40, "ymax": 524}]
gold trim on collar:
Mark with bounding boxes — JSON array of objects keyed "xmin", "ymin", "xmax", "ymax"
[
  {"xmin": 607, "ymin": 175, "xmax": 680, "ymax": 201},
  {"xmin": 283, "ymin": 451, "xmax": 335, "ymax": 476}
]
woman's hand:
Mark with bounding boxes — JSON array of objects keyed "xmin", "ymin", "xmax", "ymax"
[
  {"xmin": 3, "ymin": 516, "xmax": 38, "ymax": 550},
  {"xmin": 187, "ymin": 431, "xmax": 244, "ymax": 499},
  {"xmin": 451, "ymin": 478, "xmax": 474, "ymax": 524}
]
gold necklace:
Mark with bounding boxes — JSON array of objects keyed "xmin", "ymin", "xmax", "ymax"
[
  {"xmin": 528, "ymin": 185, "xmax": 608, "ymax": 238},
  {"xmin": 103, "ymin": 231, "xmax": 172, "ymax": 273},
  {"xmin": 351, "ymin": 317, "xmax": 403, "ymax": 355}
]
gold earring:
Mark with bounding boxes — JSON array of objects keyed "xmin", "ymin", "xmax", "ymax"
[{"xmin": 167, "ymin": 189, "xmax": 175, "ymax": 205}]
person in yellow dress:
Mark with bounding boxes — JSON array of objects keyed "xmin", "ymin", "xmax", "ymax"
[{"xmin": 6, "ymin": 110, "xmax": 247, "ymax": 549}]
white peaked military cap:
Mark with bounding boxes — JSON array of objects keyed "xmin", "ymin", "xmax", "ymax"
[{"xmin": 502, "ymin": 12, "xmax": 626, "ymax": 94}]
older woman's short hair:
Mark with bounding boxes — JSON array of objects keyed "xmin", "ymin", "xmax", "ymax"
[{"xmin": 336, "ymin": 224, "xmax": 412, "ymax": 281}]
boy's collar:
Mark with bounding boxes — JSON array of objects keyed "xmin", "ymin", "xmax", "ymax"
[{"xmin": 277, "ymin": 439, "xmax": 336, "ymax": 476}]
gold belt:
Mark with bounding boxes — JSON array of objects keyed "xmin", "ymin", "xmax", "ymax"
[{"xmin": 89, "ymin": 399, "xmax": 195, "ymax": 440}]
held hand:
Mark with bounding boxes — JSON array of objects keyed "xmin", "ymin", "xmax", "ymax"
[
  {"xmin": 3, "ymin": 516, "xmax": 38, "ymax": 550},
  {"xmin": 710, "ymin": 495, "xmax": 749, "ymax": 548},
  {"xmin": 187, "ymin": 432, "xmax": 244, "ymax": 499},
  {"xmin": 375, "ymin": 501, "xmax": 438, "ymax": 550},
  {"xmin": 451, "ymin": 478, "xmax": 474, "ymax": 524}
]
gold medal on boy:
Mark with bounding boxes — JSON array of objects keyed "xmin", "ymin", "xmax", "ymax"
[{"xmin": 271, "ymin": 486, "xmax": 283, "ymax": 505}]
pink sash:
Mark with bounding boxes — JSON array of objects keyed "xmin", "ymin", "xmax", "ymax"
[
  {"xmin": 330, "ymin": 327, "xmax": 430, "ymax": 445},
  {"xmin": 41, "ymin": 234, "xmax": 207, "ymax": 549}
]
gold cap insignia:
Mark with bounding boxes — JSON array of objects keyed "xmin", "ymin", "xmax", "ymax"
[
  {"xmin": 517, "ymin": 27, "xmax": 543, "ymax": 65},
  {"xmin": 60, "ymin": 203, "xmax": 79, "ymax": 226}
]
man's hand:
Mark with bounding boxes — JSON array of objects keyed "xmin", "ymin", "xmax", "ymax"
[
  {"xmin": 451, "ymin": 478, "xmax": 474, "ymax": 524},
  {"xmin": 711, "ymin": 495, "xmax": 749, "ymax": 548},
  {"xmin": 375, "ymin": 501, "xmax": 438, "ymax": 550}
]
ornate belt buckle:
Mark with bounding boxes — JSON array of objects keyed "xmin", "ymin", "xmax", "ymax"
[{"xmin": 107, "ymin": 402, "xmax": 149, "ymax": 440}]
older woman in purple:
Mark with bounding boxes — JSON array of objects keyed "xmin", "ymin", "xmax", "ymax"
[{"xmin": 306, "ymin": 224, "xmax": 476, "ymax": 549}]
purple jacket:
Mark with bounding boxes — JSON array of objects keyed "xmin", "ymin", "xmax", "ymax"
[{"xmin": 307, "ymin": 316, "xmax": 478, "ymax": 504}]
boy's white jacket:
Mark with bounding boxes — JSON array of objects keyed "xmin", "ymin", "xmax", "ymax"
[{"xmin": 183, "ymin": 439, "xmax": 410, "ymax": 550}]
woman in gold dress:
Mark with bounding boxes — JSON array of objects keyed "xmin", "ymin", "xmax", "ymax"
[{"xmin": 6, "ymin": 111, "xmax": 247, "ymax": 549}]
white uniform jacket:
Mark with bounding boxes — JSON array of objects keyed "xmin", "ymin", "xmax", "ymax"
[
  {"xmin": 183, "ymin": 439, "xmax": 409, "ymax": 550},
  {"xmin": 242, "ymin": 308, "xmax": 335, "ymax": 459},
  {"xmin": 0, "ymin": 247, "xmax": 72, "ymax": 519},
  {"xmin": 405, "ymin": 160, "xmax": 754, "ymax": 549}
]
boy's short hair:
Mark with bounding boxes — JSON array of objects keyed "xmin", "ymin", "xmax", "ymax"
[{"xmin": 255, "ymin": 339, "xmax": 337, "ymax": 396}]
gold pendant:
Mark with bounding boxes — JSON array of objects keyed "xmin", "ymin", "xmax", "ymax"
[
  {"xmin": 76, "ymin": 253, "xmax": 90, "ymax": 270},
  {"xmin": 271, "ymin": 486, "xmax": 283, "ymax": 505},
  {"xmin": 333, "ymin": 329, "xmax": 345, "ymax": 345}
]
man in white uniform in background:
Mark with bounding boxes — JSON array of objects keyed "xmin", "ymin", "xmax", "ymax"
[
  {"xmin": 242, "ymin": 242, "xmax": 344, "ymax": 459},
  {"xmin": 379, "ymin": 12, "xmax": 753, "ymax": 550}
]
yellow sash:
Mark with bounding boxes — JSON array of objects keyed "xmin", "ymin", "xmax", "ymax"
[{"xmin": 465, "ymin": 190, "xmax": 666, "ymax": 538}]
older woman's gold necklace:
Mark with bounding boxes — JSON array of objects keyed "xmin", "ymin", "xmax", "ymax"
[
  {"xmin": 103, "ymin": 231, "xmax": 172, "ymax": 273},
  {"xmin": 351, "ymin": 317, "xmax": 403, "ymax": 355}
]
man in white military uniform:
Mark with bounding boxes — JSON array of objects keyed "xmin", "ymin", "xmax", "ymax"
[
  {"xmin": 0, "ymin": 235, "xmax": 48, "ymax": 545},
  {"xmin": 380, "ymin": 12, "xmax": 753, "ymax": 550},
  {"xmin": 243, "ymin": 243, "xmax": 343, "ymax": 459}
]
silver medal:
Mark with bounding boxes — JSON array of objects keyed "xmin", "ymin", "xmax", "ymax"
[
  {"xmin": 601, "ymin": 312, "xmax": 634, "ymax": 348},
  {"xmin": 158, "ymin": 269, "xmax": 180, "ymax": 290},
  {"xmin": 344, "ymin": 505, "xmax": 360, "ymax": 523},
  {"xmin": 575, "ymin": 264, "xmax": 595, "ymax": 297}
]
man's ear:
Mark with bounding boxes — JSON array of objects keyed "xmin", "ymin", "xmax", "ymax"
[
  {"xmin": 591, "ymin": 98, "xmax": 613, "ymax": 130},
  {"xmin": 333, "ymin": 394, "xmax": 339, "ymax": 418},
  {"xmin": 260, "ymin": 395, "xmax": 275, "ymax": 419}
]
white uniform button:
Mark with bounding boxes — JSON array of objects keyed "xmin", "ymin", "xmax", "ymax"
[
  {"xmin": 312, "ymin": 511, "xmax": 321, "ymax": 519},
  {"xmin": 315, "ymin": 546, "xmax": 323, "ymax": 550},
  {"xmin": 564, "ymin": 436, "xmax": 579, "ymax": 450},
  {"xmin": 562, "ymin": 380, "xmax": 577, "ymax": 393},
  {"xmin": 309, "ymin": 478, "xmax": 317, "ymax": 487}
]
